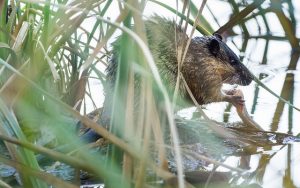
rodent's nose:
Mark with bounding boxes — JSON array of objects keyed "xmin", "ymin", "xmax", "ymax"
[
  {"xmin": 242, "ymin": 78, "xmax": 252, "ymax": 86},
  {"xmin": 240, "ymin": 74, "xmax": 253, "ymax": 86}
]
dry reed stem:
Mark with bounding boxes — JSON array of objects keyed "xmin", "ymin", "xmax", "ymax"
[
  {"xmin": 0, "ymin": 122, "xmax": 19, "ymax": 163},
  {"xmin": 180, "ymin": 0, "xmax": 207, "ymax": 67},
  {"xmin": 173, "ymin": 0, "xmax": 207, "ymax": 104},
  {"xmin": 0, "ymin": 21, "xmax": 29, "ymax": 100},
  {"xmin": 150, "ymin": 99, "xmax": 168, "ymax": 171},
  {"xmin": 81, "ymin": 8, "xmax": 129, "ymax": 71},
  {"xmin": 135, "ymin": 84, "xmax": 153, "ymax": 188},
  {"xmin": 182, "ymin": 149, "xmax": 245, "ymax": 173},
  {"xmin": 158, "ymin": 143, "xmax": 245, "ymax": 173},
  {"xmin": 216, "ymin": 0, "xmax": 265, "ymax": 34},
  {"xmin": 0, "ymin": 155, "xmax": 77, "ymax": 188},
  {"xmin": 136, "ymin": 78, "xmax": 147, "ymax": 149},
  {"xmin": 0, "ymin": 134, "xmax": 101, "ymax": 173},
  {"xmin": 0, "ymin": 179, "xmax": 12, "ymax": 188},
  {"xmin": 123, "ymin": 68, "xmax": 135, "ymax": 182}
]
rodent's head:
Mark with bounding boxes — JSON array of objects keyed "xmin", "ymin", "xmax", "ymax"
[{"xmin": 207, "ymin": 33, "xmax": 253, "ymax": 86}]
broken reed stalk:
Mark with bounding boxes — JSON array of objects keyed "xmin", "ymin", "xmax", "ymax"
[
  {"xmin": 134, "ymin": 84, "xmax": 153, "ymax": 188},
  {"xmin": 122, "ymin": 68, "xmax": 135, "ymax": 183}
]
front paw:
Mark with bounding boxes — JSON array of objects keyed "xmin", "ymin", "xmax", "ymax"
[
  {"xmin": 230, "ymin": 95, "xmax": 245, "ymax": 106},
  {"xmin": 223, "ymin": 89, "xmax": 245, "ymax": 107}
]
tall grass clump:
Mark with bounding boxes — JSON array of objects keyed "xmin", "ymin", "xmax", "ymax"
[
  {"xmin": 0, "ymin": 0, "xmax": 187, "ymax": 187},
  {"xmin": 0, "ymin": 0, "xmax": 299, "ymax": 188}
]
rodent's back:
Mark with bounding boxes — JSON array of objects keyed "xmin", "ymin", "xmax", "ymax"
[{"xmin": 105, "ymin": 16, "xmax": 188, "ymax": 103}]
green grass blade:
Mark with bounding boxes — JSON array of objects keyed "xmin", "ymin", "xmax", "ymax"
[
  {"xmin": 149, "ymin": 0, "xmax": 212, "ymax": 35},
  {"xmin": 181, "ymin": 0, "xmax": 214, "ymax": 32},
  {"xmin": 0, "ymin": 99, "xmax": 48, "ymax": 188}
]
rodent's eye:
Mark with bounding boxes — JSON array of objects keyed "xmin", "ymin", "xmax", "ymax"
[
  {"xmin": 208, "ymin": 38, "xmax": 220, "ymax": 57},
  {"xmin": 213, "ymin": 33, "xmax": 223, "ymax": 41}
]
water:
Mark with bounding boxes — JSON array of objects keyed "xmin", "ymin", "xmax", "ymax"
[{"xmin": 189, "ymin": 1, "xmax": 300, "ymax": 187}]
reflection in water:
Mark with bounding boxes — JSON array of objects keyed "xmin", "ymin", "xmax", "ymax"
[
  {"xmin": 171, "ymin": 114, "xmax": 300, "ymax": 187},
  {"xmin": 240, "ymin": 41, "xmax": 299, "ymax": 187},
  {"xmin": 252, "ymin": 144, "xmax": 299, "ymax": 188},
  {"xmin": 270, "ymin": 73, "xmax": 294, "ymax": 132}
]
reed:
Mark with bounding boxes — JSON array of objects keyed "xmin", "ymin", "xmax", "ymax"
[{"xmin": 0, "ymin": 0, "xmax": 298, "ymax": 187}]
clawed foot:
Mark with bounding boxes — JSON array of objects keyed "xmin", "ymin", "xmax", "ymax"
[
  {"xmin": 228, "ymin": 94, "xmax": 245, "ymax": 106},
  {"xmin": 223, "ymin": 89, "xmax": 245, "ymax": 108}
]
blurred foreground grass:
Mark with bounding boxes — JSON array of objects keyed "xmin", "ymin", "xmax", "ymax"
[{"xmin": 0, "ymin": 0, "xmax": 299, "ymax": 188}]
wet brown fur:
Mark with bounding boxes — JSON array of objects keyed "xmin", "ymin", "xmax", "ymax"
[{"xmin": 107, "ymin": 16, "xmax": 253, "ymax": 107}]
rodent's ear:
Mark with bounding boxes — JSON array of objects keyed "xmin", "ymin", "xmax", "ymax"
[
  {"xmin": 213, "ymin": 33, "xmax": 223, "ymax": 40},
  {"xmin": 208, "ymin": 38, "xmax": 220, "ymax": 56}
]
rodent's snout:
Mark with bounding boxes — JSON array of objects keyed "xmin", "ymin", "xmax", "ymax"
[
  {"xmin": 239, "ymin": 71, "xmax": 253, "ymax": 86},
  {"xmin": 233, "ymin": 61, "xmax": 254, "ymax": 86},
  {"xmin": 241, "ymin": 77, "xmax": 252, "ymax": 86}
]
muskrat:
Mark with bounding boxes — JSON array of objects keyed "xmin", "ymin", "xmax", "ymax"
[
  {"xmin": 80, "ymin": 16, "xmax": 256, "ymax": 141},
  {"xmin": 105, "ymin": 16, "xmax": 253, "ymax": 107}
]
